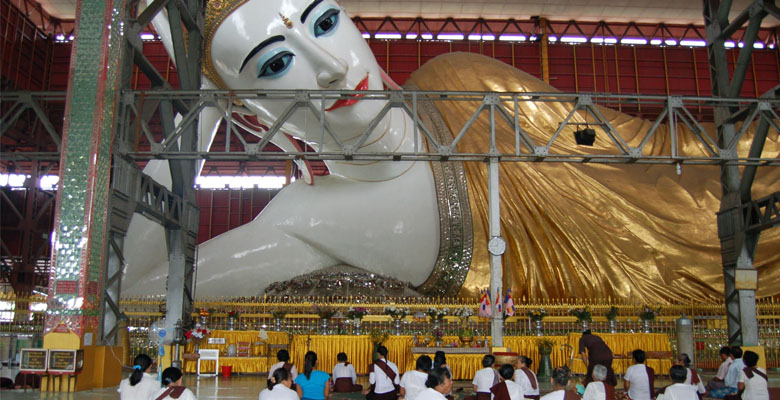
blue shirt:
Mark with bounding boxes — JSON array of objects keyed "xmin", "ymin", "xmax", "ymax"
[
  {"xmin": 295, "ymin": 370, "xmax": 330, "ymax": 400},
  {"xmin": 725, "ymin": 358, "xmax": 744, "ymax": 388}
]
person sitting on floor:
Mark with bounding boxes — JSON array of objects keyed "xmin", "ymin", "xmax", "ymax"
[
  {"xmin": 152, "ymin": 367, "xmax": 197, "ymax": 400},
  {"xmin": 118, "ymin": 354, "xmax": 160, "ymax": 400},
  {"xmin": 737, "ymin": 351, "xmax": 769, "ymax": 400},
  {"xmin": 364, "ymin": 345, "xmax": 400, "ymax": 400},
  {"xmin": 332, "ymin": 352, "xmax": 363, "ymax": 393},
  {"xmin": 260, "ymin": 367, "xmax": 300, "ymax": 400},
  {"xmin": 656, "ymin": 366, "xmax": 698, "ymax": 400},
  {"xmin": 269, "ymin": 349, "xmax": 299, "ymax": 381},
  {"xmin": 582, "ymin": 365, "xmax": 616, "ymax": 400},
  {"xmin": 401, "ymin": 355, "xmax": 433, "ymax": 400},
  {"xmin": 491, "ymin": 364, "xmax": 525, "ymax": 400},
  {"xmin": 624, "ymin": 349, "xmax": 655, "ymax": 400},
  {"xmin": 706, "ymin": 347, "xmax": 732, "ymax": 391},
  {"xmin": 416, "ymin": 367, "xmax": 454, "ymax": 400},
  {"xmin": 711, "ymin": 346, "xmax": 744, "ymax": 399},
  {"xmin": 296, "ymin": 351, "xmax": 330, "ymax": 400},
  {"xmin": 465, "ymin": 354, "xmax": 498, "ymax": 400},
  {"xmin": 434, "ymin": 351, "xmax": 453, "ymax": 400},
  {"xmin": 513, "ymin": 356, "xmax": 540, "ymax": 400},
  {"xmin": 540, "ymin": 366, "xmax": 580, "ymax": 400},
  {"xmin": 674, "ymin": 354, "xmax": 705, "ymax": 397}
]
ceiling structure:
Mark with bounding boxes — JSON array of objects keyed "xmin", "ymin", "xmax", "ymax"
[{"xmin": 34, "ymin": 0, "xmax": 777, "ymax": 26}]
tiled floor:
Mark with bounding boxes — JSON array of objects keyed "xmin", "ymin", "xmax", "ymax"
[{"xmin": 1, "ymin": 369, "xmax": 779, "ymax": 399}]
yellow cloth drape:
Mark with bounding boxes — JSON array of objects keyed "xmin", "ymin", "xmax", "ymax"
[
  {"xmin": 407, "ymin": 52, "xmax": 780, "ymax": 302},
  {"xmin": 183, "ymin": 357, "xmax": 268, "ymax": 374},
  {"xmin": 184, "ymin": 330, "xmax": 288, "ymax": 356},
  {"xmin": 568, "ymin": 333, "xmax": 673, "ymax": 375},
  {"xmin": 503, "ymin": 336, "xmax": 570, "ymax": 371}
]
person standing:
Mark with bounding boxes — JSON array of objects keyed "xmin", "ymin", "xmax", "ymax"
[
  {"xmin": 579, "ymin": 330, "xmax": 616, "ymax": 386},
  {"xmin": 401, "ymin": 355, "xmax": 433, "ymax": 400},
  {"xmin": 624, "ymin": 350, "xmax": 654, "ymax": 400},
  {"xmin": 737, "ymin": 351, "xmax": 769, "ymax": 400},
  {"xmin": 365, "ymin": 345, "xmax": 400, "ymax": 400}
]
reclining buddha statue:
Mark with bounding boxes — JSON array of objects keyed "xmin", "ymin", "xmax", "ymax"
[{"xmin": 120, "ymin": 0, "xmax": 780, "ymax": 302}]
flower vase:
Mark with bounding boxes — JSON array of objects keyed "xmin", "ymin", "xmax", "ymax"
[
  {"xmin": 435, "ymin": 339, "xmax": 442, "ymax": 348},
  {"xmin": 537, "ymin": 347, "xmax": 553, "ymax": 378},
  {"xmin": 394, "ymin": 318, "xmax": 402, "ymax": 335},
  {"xmin": 535, "ymin": 320, "xmax": 543, "ymax": 336},
  {"xmin": 274, "ymin": 318, "xmax": 282, "ymax": 332},
  {"xmin": 200, "ymin": 316, "xmax": 207, "ymax": 325},
  {"xmin": 193, "ymin": 341, "xmax": 200, "ymax": 353},
  {"xmin": 643, "ymin": 319, "xmax": 651, "ymax": 333},
  {"xmin": 321, "ymin": 318, "xmax": 329, "ymax": 335},
  {"xmin": 354, "ymin": 319, "xmax": 362, "ymax": 335},
  {"xmin": 433, "ymin": 319, "xmax": 440, "ymax": 332},
  {"xmin": 582, "ymin": 320, "xmax": 589, "ymax": 331},
  {"xmin": 228, "ymin": 317, "xmax": 235, "ymax": 331},
  {"xmin": 609, "ymin": 319, "xmax": 616, "ymax": 333}
]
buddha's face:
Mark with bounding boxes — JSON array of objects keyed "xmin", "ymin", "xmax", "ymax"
[{"xmin": 211, "ymin": 0, "xmax": 386, "ymax": 143}]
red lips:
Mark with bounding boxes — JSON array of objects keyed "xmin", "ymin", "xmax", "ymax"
[{"xmin": 325, "ymin": 75, "xmax": 369, "ymax": 111}]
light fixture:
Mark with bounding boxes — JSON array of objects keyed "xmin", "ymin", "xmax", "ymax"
[{"xmin": 573, "ymin": 127, "xmax": 596, "ymax": 146}]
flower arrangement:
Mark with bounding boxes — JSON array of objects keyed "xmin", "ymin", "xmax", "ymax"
[
  {"xmin": 426, "ymin": 307, "xmax": 450, "ymax": 320},
  {"xmin": 184, "ymin": 323, "xmax": 210, "ymax": 341},
  {"xmin": 452, "ymin": 307, "xmax": 475, "ymax": 318},
  {"xmin": 568, "ymin": 307, "xmax": 592, "ymax": 322},
  {"xmin": 314, "ymin": 305, "xmax": 336, "ymax": 319},
  {"xmin": 605, "ymin": 306, "xmax": 619, "ymax": 321},
  {"xmin": 347, "ymin": 307, "xmax": 368, "ymax": 320},
  {"xmin": 638, "ymin": 305, "xmax": 661, "ymax": 321},
  {"xmin": 536, "ymin": 338, "xmax": 555, "ymax": 351},
  {"xmin": 383, "ymin": 305, "xmax": 410, "ymax": 319},
  {"xmin": 527, "ymin": 309, "xmax": 547, "ymax": 321},
  {"xmin": 369, "ymin": 329, "xmax": 390, "ymax": 345},
  {"xmin": 432, "ymin": 328, "xmax": 445, "ymax": 342},
  {"xmin": 457, "ymin": 327, "xmax": 475, "ymax": 338},
  {"xmin": 271, "ymin": 310, "xmax": 287, "ymax": 319},
  {"xmin": 227, "ymin": 310, "xmax": 240, "ymax": 318}
]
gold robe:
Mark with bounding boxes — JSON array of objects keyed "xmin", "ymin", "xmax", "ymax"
[{"xmin": 408, "ymin": 52, "xmax": 780, "ymax": 303}]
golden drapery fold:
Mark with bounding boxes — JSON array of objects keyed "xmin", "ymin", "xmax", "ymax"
[{"xmin": 407, "ymin": 52, "xmax": 780, "ymax": 303}]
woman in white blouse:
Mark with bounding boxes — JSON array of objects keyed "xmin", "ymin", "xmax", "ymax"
[
  {"xmin": 416, "ymin": 367, "xmax": 453, "ymax": 400},
  {"xmin": 260, "ymin": 367, "xmax": 300, "ymax": 400},
  {"xmin": 117, "ymin": 354, "xmax": 160, "ymax": 400}
]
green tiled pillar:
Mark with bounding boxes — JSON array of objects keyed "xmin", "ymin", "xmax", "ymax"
[{"xmin": 45, "ymin": 0, "xmax": 125, "ymax": 342}]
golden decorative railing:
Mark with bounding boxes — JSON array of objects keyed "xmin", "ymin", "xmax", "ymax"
[{"xmin": 1, "ymin": 294, "xmax": 778, "ymax": 370}]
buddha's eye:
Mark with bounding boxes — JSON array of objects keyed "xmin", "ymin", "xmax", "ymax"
[
  {"xmin": 257, "ymin": 51, "xmax": 294, "ymax": 78},
  {"xmin": 313, "ymin": 8, "xmax": 340, "ymax": 37}
]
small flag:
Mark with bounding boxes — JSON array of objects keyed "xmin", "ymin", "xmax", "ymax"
[
  {"xmin": 479, "ymin": 289, "xmax": 492, "ymax": 317},
  {"xmin": 495, "ymin": 288, "xmax": 502, "ymax": 314},
  {"xmin": 504, "ymin": 289, "xmax": 515, "ymax": 316}
]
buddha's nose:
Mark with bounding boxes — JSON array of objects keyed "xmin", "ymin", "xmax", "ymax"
[{"xmin": 316, "ymin": 57, "xmax": 347, "ymax": 88}]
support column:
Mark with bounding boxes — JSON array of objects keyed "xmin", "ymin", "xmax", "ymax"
[
  {"xmin": 539, "ymin": 18, "xmax": 550, "ymax": 84},
  {"xmin": 488, "ymin": 157, "xmax": 504, "ymax": 347},
  {"xmin": 43, "ymin": 0, "xmax": 126, "ymax": 391}
]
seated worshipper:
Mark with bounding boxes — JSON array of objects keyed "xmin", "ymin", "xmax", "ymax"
[
  {"xmin": 706, "ymin": 347, "xmax": 732, "ymax": 391},
  {"xmin": 332, "ymin": 352, "xmax": 362, "ymax": 393},
  {"xmin": 711, "ymin": 346, "xmax": 744, "ymax": 399},
  {"xmin": 364, "ymin": 345, "xmax": 401, "ymax": 400},
  {"xmin": 582, "ymin": 365, "xmax": 616, "ymax": 400},
  {"xmin": 152, "ymin": 367, "xmax": 197, "ymax": 400},
  {"xmin": 580, "ymin": 330, "xmax": 616, "ymax": 386},
  {"xmin": 540, "ymin": 366, "xmax": 580, "ymax": 400},
  {"xmin": 514, "ymin": 356, "xmax": 540, "ymax": 400},
  {"xmin": 434, "ymin": 351, "xmax": 453, "ymax": 399},
  {"xmin": 737, "ymin": 351, "xmax": 769, "ymax": 400},
  {"xmin": 270, "ymin": 349, "xmax": 299, "ymax": 381},
  {"xmin": 491, "ymin": 364, "xmax": 525, "ymax": 400},
  {"xmin": 118, "ymin": 354, "xmax": 160, "ymax": 400},
  {"xmin": 656, "ymin": 366, "xmax": 698, "ymax": 400},
  {"xmin": 624, "ymin": 350, "xmax": 655, "ymax": 400},
  {"xmin": 674, "ymin": 354, "xmax": 705, "ymax": 397},
  {"xmin": 260, "ymin": 367, "xmax": 300, "ymax": 400},
  {"xmin": 401, "ymin": 355, "xmax": 433, "ymax": 400},
  {"xmin": 466, "ymin": 354, "xmax": 499, "ymax": 400},
  {"xmin": 296, "ymin": 351, "xmax": 331, "ymax": 400},
  {"xmin": 416, "ymin": 367, "xmax": 454, "ymax": 400}
]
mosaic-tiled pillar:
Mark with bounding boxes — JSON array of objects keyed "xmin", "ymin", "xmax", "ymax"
[{"xmin": 45, "ymin": 0, "xmax": 126, "ymax": 341}]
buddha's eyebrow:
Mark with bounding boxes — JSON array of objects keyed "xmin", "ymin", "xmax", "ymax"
[
  {"xmin": 300, "ymin": 0, "xmax": 323, "ymax": 23},
  {"xmin": 240, "ymin": 35, "xmax": 285, "ymax": 73}
]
